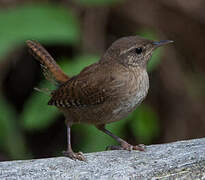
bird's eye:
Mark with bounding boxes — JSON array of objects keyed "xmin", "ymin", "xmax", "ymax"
[{"xmin": 135, "ymin": 47, "xmax": 143, "ymax": 54}]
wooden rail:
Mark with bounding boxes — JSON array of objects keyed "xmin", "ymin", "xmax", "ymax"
[{"xmin": 0, "ymin": 138, "xmax": 205, "ymax": 179}]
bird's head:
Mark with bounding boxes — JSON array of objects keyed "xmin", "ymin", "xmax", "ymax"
[{"xmin": 102, "ymin": 36, "xmax": 173, "ymax": 69}]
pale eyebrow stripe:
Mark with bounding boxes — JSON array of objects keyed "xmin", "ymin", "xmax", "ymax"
[{"xmin": 120, "ymin": 46, "xmax": 137, "ymax": 56}]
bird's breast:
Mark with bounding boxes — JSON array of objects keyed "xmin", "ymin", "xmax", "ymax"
[{"xmin": 112, "ymin": 69, "xmax": 149, "ymax": 117}]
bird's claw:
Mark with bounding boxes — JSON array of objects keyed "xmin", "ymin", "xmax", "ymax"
[
  {"xmin": 106, "ymin": 142, "xmax": 146, "ymax": 151},
  {"xmin": 63, "ymin": 150, "xmax": 87, "ymax": 161}
]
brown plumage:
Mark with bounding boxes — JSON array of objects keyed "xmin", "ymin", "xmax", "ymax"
[{"xmin": 26, "ymin": 36, "xmax": 173, "ymax": 161}]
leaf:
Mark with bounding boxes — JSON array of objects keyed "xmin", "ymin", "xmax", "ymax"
[
  {"xmin": 60, "ymin": 54, "xmax": 100, "ymax": 76},
  {"xmin": 129, "ymin": 104, "xmax": 160, "ymax": 144},
  {"xmin": 0, "ymin": 3, "xmax": 80, "ymax": 60},
  {"xmin": 75, "ymin": 0, "xmax": 123, "ymax": 6},
  {"xmin": 137, "ymin": 29, "xmax": 161, "ymax": 72},
  {"xmin": 0, "ymin": 95, "xmax": 29, "ymax": 159},
  {"xmin": 20, "ymin": 81, "xmax": 60, "ymax": 130}
]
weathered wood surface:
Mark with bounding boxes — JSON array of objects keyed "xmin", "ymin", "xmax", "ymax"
[{"xmin": 0, "ymin": 138, "xmax": 205, "ymax": 180}]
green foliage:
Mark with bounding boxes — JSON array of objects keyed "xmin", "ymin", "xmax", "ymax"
[
  {"xmin": 75, "ymin": 0, "xmax": 123, "ymax": 6},
  {"xmin": 20, "ymin": 81, "xmax": 60, "ymax": 130},
  {"xmin": 129, "ymin": 104, "xmax": 160, "ymax": 144},
  {"xmin": 137, "ymin": 29, "xmax": 161, "ymax": 72},
  {"xmin": 60, "ymin": 55, "xmax": 99, "ymax": 76},
  {"xmin": 0, "ymin": 3, "xmax": 80, "ymax": 59}
]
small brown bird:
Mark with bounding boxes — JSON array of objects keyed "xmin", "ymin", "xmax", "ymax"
[{"xmin": 26, "ymin": 36, "xmax": 173, "ymax": 161}]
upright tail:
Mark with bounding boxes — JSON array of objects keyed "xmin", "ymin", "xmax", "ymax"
[{"xmin": 26, "ymin": 40, "xmax": 69, "ymax": 85}]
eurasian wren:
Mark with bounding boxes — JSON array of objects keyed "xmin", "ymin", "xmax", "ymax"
[{"xmin": 26, "ymin": 36, "xmax": 173, "ymax": 161}]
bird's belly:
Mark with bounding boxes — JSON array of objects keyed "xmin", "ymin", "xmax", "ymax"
[
  {"xmin": 111, "ymin": 71, "xmax": 149, "ymax": 123},
  {"xmin": 111, "ymin": 88, "xmax": 148, "ymax": 120}
]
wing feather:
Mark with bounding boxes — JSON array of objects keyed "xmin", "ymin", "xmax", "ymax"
[{"xmin": 48, "ymin": 62, "xmax": 127, "ymax": 108}]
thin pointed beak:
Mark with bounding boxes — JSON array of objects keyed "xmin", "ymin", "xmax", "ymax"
[{"xmin": 152, "ymin": 40, "xmax": 174, "ymax": 49}]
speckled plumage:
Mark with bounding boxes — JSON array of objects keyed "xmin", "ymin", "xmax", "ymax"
[{"xmin": 26, "ymin": 36, "xmax": 173, "ymax": 161}]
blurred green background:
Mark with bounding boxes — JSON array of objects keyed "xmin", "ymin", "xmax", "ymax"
[{"xmin": 0, "ymin": 0, "xmax": 205, "ymax": 161}]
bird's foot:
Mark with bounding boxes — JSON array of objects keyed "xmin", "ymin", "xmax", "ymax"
[
  {"xmin": 106, "ymin": 141, "xmax": 145, "ymax": 151},
  {"xmin": 62, "ymin": 150, "xmax": 86, "ymax": 161}
]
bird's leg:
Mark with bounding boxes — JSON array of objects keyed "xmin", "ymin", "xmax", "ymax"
[
  {"xmin": 62, "ymin": 122, "xmax": 86, "ymax": 161},
  {"xmin": 96, "ymin": 124, "xmax": 145, "ymax": 151}
]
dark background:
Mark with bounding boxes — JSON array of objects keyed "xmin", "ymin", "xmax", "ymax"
[{"xmin": 0, "ymin": 0, "xmax": 205, "ymax": 161}]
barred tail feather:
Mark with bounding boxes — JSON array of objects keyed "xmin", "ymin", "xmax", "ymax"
[{"xmin": 26, "ymin": 40, "xmax": 69, "ymax": 85}]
